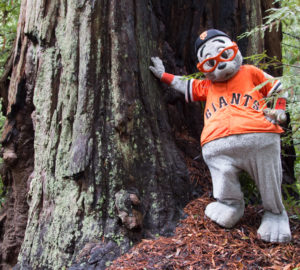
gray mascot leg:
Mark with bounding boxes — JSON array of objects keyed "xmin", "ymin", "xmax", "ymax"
[
  {"xmin": 202, "ymin": 133, "xmax": 291, "ymax": 243},
  {"xmin": 241, "ymin": 133, "xmax": 291, "ymax": 243},
  {"xmin": 202, "ymin": 136, "xmax": 245, "ymax": 228}
]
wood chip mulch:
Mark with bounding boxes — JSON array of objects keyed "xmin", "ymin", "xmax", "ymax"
[{"xmin": 109, "ymin": 194, "xmax": 300, "ymax": 270}]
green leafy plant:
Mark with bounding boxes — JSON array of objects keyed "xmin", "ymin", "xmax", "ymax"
[
  {"xmin": 239, "ymin": 171, "xmax": 261, "ymax": 206},
  {"xmin": 0, "ymin": 0, "xmax": 21, "ymax": 207},
  {"xmin": 0, "ymin": 0, "xmax": 21, "ymax": 76},
  {"xmin": 282, "ymin": 183, "xmax": 300, "ymax": 219},
  {"xmin": 182, "ymin": 72, "xmax": 204, "ymax": 81}
]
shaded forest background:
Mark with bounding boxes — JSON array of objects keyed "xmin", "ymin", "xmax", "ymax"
[{"xmin": 0, "ymin": 0, "xmax": 298, "ymax": 270}]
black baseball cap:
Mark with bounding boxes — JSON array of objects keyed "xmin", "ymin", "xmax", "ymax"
[{"xmin": 195, "ymin": 29, "xmax": 230, "ymax": 54}]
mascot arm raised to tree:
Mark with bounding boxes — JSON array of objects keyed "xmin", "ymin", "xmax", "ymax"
[{"xmin": 150, "ymin": 29, "xmax": 291, "ymax": 243}]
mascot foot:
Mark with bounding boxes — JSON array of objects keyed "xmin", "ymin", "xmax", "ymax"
[
  {"xmin": 257, "ymin": 210, "xmax": 291, "ymax": 243},
  {"xmin": 205, "ymin": 201, "xmax": 244, "ymax": 228}
]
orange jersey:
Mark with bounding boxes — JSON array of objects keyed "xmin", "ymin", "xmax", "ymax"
[{"xmin": 188, "ymin": 65, "xmax": 283, "ymax": 146}]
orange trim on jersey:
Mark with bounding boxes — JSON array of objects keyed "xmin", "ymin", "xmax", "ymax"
[
  {"xmin": 161, "ymin": 73, "xmax": 175, "ymax": 85},
  {"xmin": 191, "ymin": 65, "xmax": 283, "ymax": 146}
]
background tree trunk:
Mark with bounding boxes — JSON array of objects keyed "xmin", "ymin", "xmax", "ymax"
[{"xmin": 0, "ymin": 1, "xmax": 284, "ymax": 269}]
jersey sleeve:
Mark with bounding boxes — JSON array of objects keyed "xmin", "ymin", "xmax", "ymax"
[
  {"xmin": 186, "ymin": 79, "xmax": 209, "ymax": 102},
  {"xmin": 251, "ymin": 65, "xmax": 282, "ymax": 97}
]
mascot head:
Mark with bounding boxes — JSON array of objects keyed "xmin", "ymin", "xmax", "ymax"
[{"xmin": 195, "ymin": 29, "xmax": 243, "ymax": 82}]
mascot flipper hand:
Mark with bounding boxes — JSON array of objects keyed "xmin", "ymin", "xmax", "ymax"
[{"xmin": 150, "ymin": 29, "xmax": 291, "ymax": 243}]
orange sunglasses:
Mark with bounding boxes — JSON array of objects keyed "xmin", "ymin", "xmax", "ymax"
[{"xmin": 197, "ymin": 42, "xmax": 239, "ymax": 73}]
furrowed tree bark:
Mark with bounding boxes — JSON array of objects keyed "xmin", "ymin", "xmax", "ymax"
[{"xmin": 0, "ymin": 1, "xmax": 284, "ymax": 269}]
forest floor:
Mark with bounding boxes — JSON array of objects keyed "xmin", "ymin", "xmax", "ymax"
[{"xmin": 110, "ymin": 185, "xmax": 300, "ymax": 269}]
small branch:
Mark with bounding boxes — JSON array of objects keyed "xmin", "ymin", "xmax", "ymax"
[
  {"xmin": 282, "ymin": 154, "xmax": 300, "ymax": 158},
  {"xmin": 283, "ymin": 32, "xmax": 300, "ymax": 40},
  {"xmin": 281, "ymin": 63, "xmax": 300, "ymax": 69},
  {"xmin": 266, "ymin": 62, "xmax": 300, "ymax": 69},
  {"xmin": 282, "ymin": 43, "xmax": 300, "ymax": 50}
]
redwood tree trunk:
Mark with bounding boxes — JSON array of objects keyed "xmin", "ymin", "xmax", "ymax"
[{"xmin": 0, "ymin": 1, "xmax": 283, "ymax": 269}]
